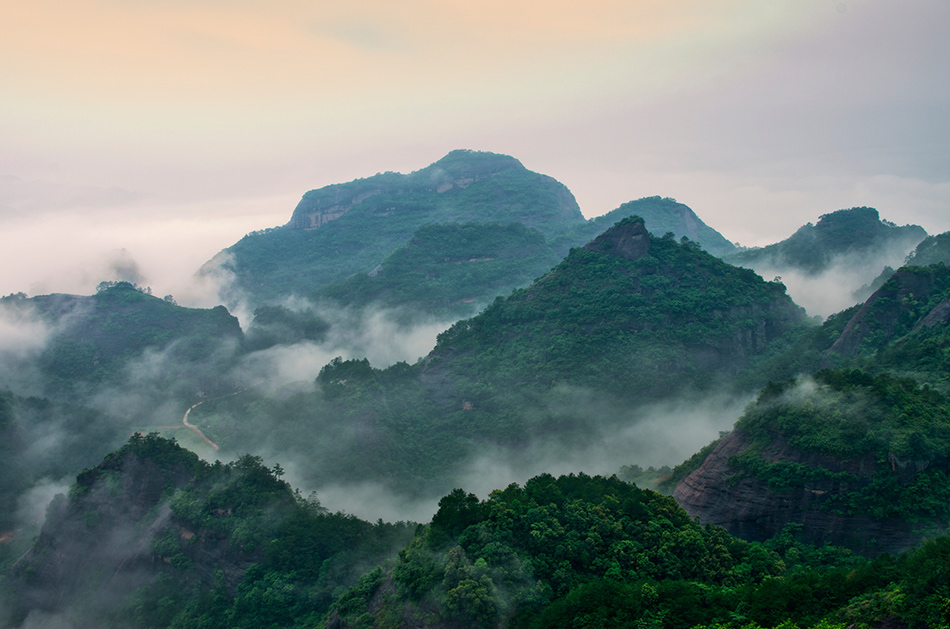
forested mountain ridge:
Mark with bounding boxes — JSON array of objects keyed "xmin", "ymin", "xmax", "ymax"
[
  {"xmin": 905, "ymin": 232, "xmax": 950, "ymax": 268},
  {"xmin": 673, "ymin": 369, "xmax": 950, "ymax": 556},
  {"xmin": 7, "ymin": 153, "xmax": 950, "ymax": 627},
  {"xmin": 3, "ymin": 434, "xmax": 415, "ymax": 629},
  {"xmin": 724, "ymin": 206, "xmax": 926, "ymax": 276},
  {"xmin": 747, "ymin": 262, "xmax": 950, "ymax": 392},
  {"xmin": 201, "ymin": 150, "xmax": 585, "ymax": 305},
  {"xmin": 0, "ymin": 282, "xmax": 242, "ymax": 395},
  {"xmin": 425, "ymin": 216, "xmax": 806, "ymax": 404},
  {"xmin": 553, "ymin": 195, "xmax": 737, "ymax": 258},
  {"xmin": 9, "ymin": 435, "xmax": 950, "ymax": 629},
  {"xmin": 287, "ymin": 151, "xmax": 564, "ymax": 232},
  {"xmin": 320, "ymin": 222, "xmax": 564, "ymax": 319},
  {"xmin": 179, "ymin": 217, "xmax": 808, "ymax": 499},
  {"xmin": 859, "ymin": 230, "xmax": 950, "ymax": 300},
  {"xmin": 198, "ymin": 151, "xmax": 746, "ymax": 317}
]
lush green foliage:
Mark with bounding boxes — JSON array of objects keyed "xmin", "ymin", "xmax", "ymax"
[
  {"xmin": 741, "ymin": 262, "xmax": 950, "ymax": 393},
  {"xmin": 321, "ymin": 222, "xmax": 563, "ymax": 318},
  {"xmin": 6, "ymin": 434, "xmax": 415, "ymax": 629},
  {"xmin": 837, "ymin": 265, "xmax": 950, "ymax": 391},
  {"xmin": 1, "ymin": 283, "xmax": 242, "ymax": 395},
  {"xmin": 214, "ymin": 150, "xmax": 584, "ymax": 304},
  {"xmin": 906, "ymin": 232, "xmax": 950, "ymax": 267},
  {"xmin": 724, "ymin": 207, "xmax": 926, "ymax": 275},
  {"xmin": 727, "ymin": 369, "xmax": 950, "ymax": 521},
  {"xmin": 189, "ymin": 226, "xmax": 805, "ymax": 497},
  {"xmin": 0, "ymin": 390, "xmax": 125, "ymax": 533},
  {"xmin": 554, "ymin": 196, "xmax": 737, "ymax": 257},
  {"xmin": 332, "ymin": 473, "xmax": 950, "ymax": 629},
  {"xmin": 435, "ymin": 223, "xmax": 803, "ymax": 400}
]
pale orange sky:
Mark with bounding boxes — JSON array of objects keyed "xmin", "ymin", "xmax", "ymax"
[{"xmin": 1, "ymin": 0, "xmax": 948, "ymax": 299}]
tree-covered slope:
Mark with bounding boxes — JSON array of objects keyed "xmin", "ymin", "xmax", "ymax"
[
  {"xmin": 320, "ymin": 222, "xmax": 563, "ymax": 319},
  {"xmin": 906, "ymin": 232, "xmax": 950, "ymax": 268},
  {"xmin": 0, "ymin": 390, "xmax": 129, "ymax": 534},
  {"xmin": 674, "ymin": 369, "xmax": 950, "ymax": 556},
  {"xmin": 7, "ymin": 437, "xmax": 950, "ymax": 628},
  {"xmin": 427, "ymin": 216, "xmax": 805, "ymax": 403},
  {"xmin": 554, "ymin": 196, "xmax": 737, "ymax": 257},
  {"xmin": 724, "ymin": 207, "xmax": 926, "ymax": 275},
  {"xmin": 859, "ymin": 231, "xmax": 950, "ymax": 299},
  {"xmin": 332, "ymin": 472, "xmax": 950, "ymax": 629},
  {"xmin": 3, "ymin": 434, "xmax": 414, "ymax": 629},
  {"xmin": 202, "ymin": 150, "xmax": 584, "ymax": 305},
  {"xmin": 740, "ymin": 262, "xmax": 950, "ymax": 393},
  {"xmin": 1, "ymin": 282, "xmax": 242, "ymax": 396},
  {"xmin": 186, "ymin": 217, "xmax": 806, "ymax": 497}
]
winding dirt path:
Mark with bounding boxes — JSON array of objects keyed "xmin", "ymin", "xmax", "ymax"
[{"xmin": 182, "ymin": 401, "xmax": 219, "ymax": 451}]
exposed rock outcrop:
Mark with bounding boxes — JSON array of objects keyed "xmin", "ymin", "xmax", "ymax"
[
  {"xmin": 583, "ymin": 217, "xmax": 651, "ymax": 260},
  {"xmin": 287, "ymin": 150, "xmax": 528, "ymax": 232},
  {"xmin": 674, "ymin": 430, "xmax": 944, "ymax": 556},
  {"xmin": 826, "ymin": 268, "xmax": 937, "ymax": 360}
]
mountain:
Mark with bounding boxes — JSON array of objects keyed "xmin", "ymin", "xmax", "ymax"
[
  {"xmin": 0, "ymin": 282, "xmax": 245, "ymax": 537},
  {"xmin": 724, "ymin": 207, "xmax": 926, "ymax": 276},
  {"xmin": 3, "ymin": 434, "xmax": 413, "ymax": 628},
  {"xmin": 858, "ymin": 230, "xmax": 950, "ymax": 300},
  {"xmin": 906, "ymin": 232, "xmax": 950, "ymax": 268},
  {"xmin": 672, "ymin": 369, "xmax": 950, "ymax": 557},
  {"xmin": 316, "ymin": 197, "xmax": 738, "ymax": 320},
  {"xmin": 747, "ymin": 262, "xmax": 950, "ymax": 392},
  {"xmin": 554, "ymin": 196, "xmax": 737, "ymax": 257},
  {"xmin": 9, "ymin": 435, "xmax": 950, "ymax": 629},
  {"xmin": 186, "ymin": 216, "xmax": 807, "ymax": 496},
  {"xmin": 425, "ymin": 216, "xmax": 804, "ymax": 405},
  {"xmin": 199, "ymin": 154, "xmax": 740, "ymax": 320},
  {"xmin": 0, "ymin": 282, "xmax": 242, "ymax": 396},
  {"xmin": 200, "ymin": 150, "xmax": 585, "ymax": 305},
  {"xmin": 320, "ymin": 222, "xmax": 564, "ymax": 319}
]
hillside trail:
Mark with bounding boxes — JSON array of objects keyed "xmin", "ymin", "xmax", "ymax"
[
  {"xmin": 182, "ymin": 401, "xmax": 219, "ymax": 451},
  {"xmin": 179, "ymin": 387, "xmax": 254, "ymax": 452}
]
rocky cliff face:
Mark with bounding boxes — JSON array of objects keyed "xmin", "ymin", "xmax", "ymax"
[
  {"xmin": 288, "ymin": 150, "xmax": 534, "ymax": 232},
  {"xmin": 673, "ymin": 429, "xmax": 946, "ymax": 556},
  {"xmin": 583, "ymin": 217, "xmax": 651, "ymax": 260},
  {"xmin": 826, "ymin": 268, "xmax": 939, "ymax": 360}
]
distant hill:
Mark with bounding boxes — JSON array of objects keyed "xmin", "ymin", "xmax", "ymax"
[
  {"xmin": 905, "ymin": 231, "xmax": 950, "ymax": 267},
  {"xmin": 746, "ymin": 262, "xmax": 950, "ymax": 392},
  {"xmin": 724, "ymin": 206, "xmax": 925, "ymax": 275},
  {"xmin": 1, "ymin": 282, "xmax": 242, "ymax": 396},
  {"xmin": 555, "ymin": 196, "xmax": 737, "ymax": 257},
  {"xmin": 427, "ymin": 216, "xmax": 803, "ymax": 404},
  {"xmin": 320, "ymin": 222, "xmax": 563, "ymax": 319},
  {"xmin": 190, "ymin": 217, "xmax": 807, "ymax": 494},
  {"xmin": 198, "ymin": 155, "xmax": 740, "ymax": 321},
  {"xmin": 857, "ymin": 230, "xmax": 950, "ymax": 301},
  {"xmin": 0, "ymin": 283, "xmax": 246, "ymax": 529},
  {"xmin": 316, "ymin": 196, "xmax": 737, "ymax": 319},
  {"xmin": 200, "ymin": 150, "xmax": 585, "ymax": 305},
  {"xmin": 673, "ymin": 369, "xmax": 950, "ymax": 556}
]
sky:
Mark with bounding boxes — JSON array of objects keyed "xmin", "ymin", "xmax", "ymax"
[{"xmin": 1, "ymin": 0, "xmax": 948, "ymax": 301}]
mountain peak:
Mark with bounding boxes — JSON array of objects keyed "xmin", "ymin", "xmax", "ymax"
[
  {"xmin": 582, "ymin": 216, "xmax": 651, "ymax": 260},
  {"xmin": 421, "ymin": 149, "xmax": 524, "ymax": 180}
]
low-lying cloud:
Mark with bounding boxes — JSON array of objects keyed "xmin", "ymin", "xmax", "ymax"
[{"xmin": 741, "ymin": 239, "xmax": 923, "ymax": 318}]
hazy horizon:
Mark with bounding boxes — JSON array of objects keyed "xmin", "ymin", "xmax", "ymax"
[{"xmin": 2, "ymin": 0, "xmax": 948, "ymax": 302}]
